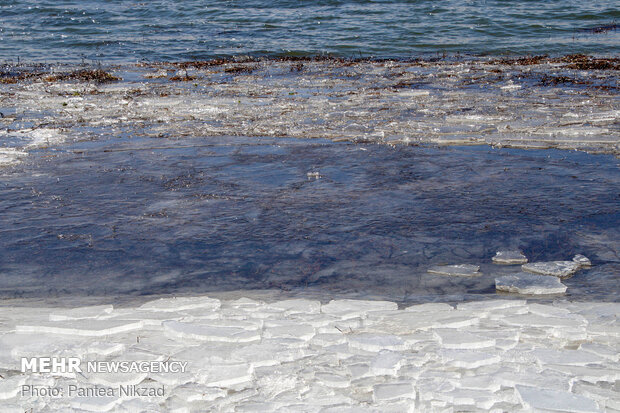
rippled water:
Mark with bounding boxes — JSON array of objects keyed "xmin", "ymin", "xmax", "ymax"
[
  {"xmin": 1, "ymin": 136, "xmax": 618, "ymax": 303},
  {"xmin": 1, "ymin": 0, "xmax": 618, "ymax": 63}
]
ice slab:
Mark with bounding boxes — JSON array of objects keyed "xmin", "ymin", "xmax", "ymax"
[
  {"xmin": 321, "ymin": 300, "xmax": 397, "ymax": 319},
  {"xmin": 492, "ymin": 250, "xmax": 528, "ymax": 265},
  {"xmin": 530, "ymin": 349, "xmax": 605, "ymax": 367},
  {"xmin": 139, "ymin": 296, "xmax": 221, "ymax": 312},
  {"xmin": 373, "ymin": 383, "xmax": 416, "ymax": 402},
  {"xmin": 522, "ymin": 261, "xmax": 581, "ymax": 278},
  {"xmin": 495, "ymin": 272, "xmax": 567, "ymax": 295},
  {"xmin": 70, "ymin": 393, "xmax": 122, "ymax": 412},
  {"xmin": 573, "ymin": 254, "xmax": 592, "ymax": 267},
  {"xmin": 48, "ymin": 305, "xmax": 114, "ymax": 321},
  {"xmin": 440, "ymin": 350, "xmax": 501, "ymax": 369},
  {"xmin": 16, "ymin": 319, "xmax": 144, "ymax": 337},
  {"xmin": 348, "ymin": 334, "xmax": 407, "ymax": 352},
  {"xmin": 163, "ymin": 320, "xmax": 260, "ymax": 343},
  {"xmin": 267, "ymin": 299, "xmax": 321, "ymax": 315},
  {"xmin": 434, "ymin": 329, "xmax": 495, "ymax": 349},
  {"xmin": 427, "ymin": 264, "xmax": 480, "ymax": 277},
  {"xmin": 196, "ymin": 363, "xmax": 253, "ymax": 388},
  {"xmin": 515, "ymin": 385, "xmax": 602, "ymax": 413},
  {"xmin": 369, "ymin": 351, "xmax": 405, "ymax": 376},
  {"xmin": 0, "ymin": 375, "xmax": 26, "ymax": 400}
]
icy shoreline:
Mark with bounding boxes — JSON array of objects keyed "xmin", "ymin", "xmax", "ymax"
[
  {"xmin": 1, "ymin": 57, "xmax": 618, "ymax": 168},
  {"xmin": 1, "ymin": 295, "xmax": 618, "ymax": 412}
]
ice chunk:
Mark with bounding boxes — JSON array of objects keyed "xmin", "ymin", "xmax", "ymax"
[
  {"xmin": 495, "ymin": 272, "xmax": 567, "ymax": 295},
  {"xmin": 49, "ymin": 305, "xmax": 114, "ymax": 321},
  {"xmin": 456, "ymin": 299, "xmax": 526, "ymax": 312},
  {"xmin": 263, "ymin": 321, "xmax": 315, "ymax": 341},
  {"xmin": 427, "ymin": 264, "xmax": 480, "ymax": 277},
  {"xmin": 16, "ymin": 319, "xmax": 144, "ymax": 337},
  {"xmin": 173, "ymin": 383, "xmax": 226, "ymax": 402},
  {"xmin": 314, "ymin": 372, "xmax": 350, "ymax": 389},
  {"xmin": 196, "ymin": 363, "xmax": 253, "ymax": 388},
  {"xmin": 573, "ymin": 254, "xmax": 592, "ymax": 267},
  {"xmin": 434, "ymin": 329, "xmax": 495, "ymax": 349},
  {"xmin": 515, "ymin": 385, "xmax": 601, "ymax": 413},
  {"xmin": 321, "ymin": 300, "xmax": 397, "ymax": 319},
  {"xmin": 503, "ymin": 313, "xmax": 586, "ymax": 329},
  {"xmin": 369, "ymin": 351, "xmax": 404, "ymax": 376},
  {"xmin": 70, "ymin": 392, "xmax": 121, "ymax": 412},
  {"xmin": 492, "ymin": 250, "xmax": 528, "ymax": 264},
  {"xmin": 404, "ymin": 303, "xmax": 454, "ymax": 313},
  {"xmin": 267, "ymin": 299, "xmax": 321, "ymax": 315},
  {"xmin": 530, "ymin": 349, "xmax": 605, "ymax": 366},
  {"xmin": 311, "ymin": 333, "xmax": 347, "ymax": 347},
  {"xmin": 163, "ymin": 320, "xmax": 260, "ymax": 343},
  {"xmin": 578, "ymin": 343, "xmax": 619, "ymax": 362},
  {"xmin": 521, "ymin": 261, "xmax": 580, "ymax": 278},
  {"xmin": 0, "ymin": 375, "xmax": 26, "ymax": 400},
  {"xmin": 546, "ymin": 365, "xmax": 620, "ymax": 384},
  {"xmin": 139, "ymin": 296, "xmax": 220, "ymax": 312},
  {"xmin": 440, "ymin": 349, "xmax": 501, "ymax": 369},
  {"xmin": 348, "ymin": 334, "xmax": 406, "ymax": 352},
  {"xmin": 373, "ymin": 383, "xmax": 416, "ymax": 402}
]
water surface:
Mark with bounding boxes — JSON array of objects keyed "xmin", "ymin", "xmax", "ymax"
[
  {"xmin": 1, "ymin": 0, "xmax": 618, "ymax": 63},
  {"xmin": 1, "ymin": 136, "xmax": 618, "ymax": 303}
]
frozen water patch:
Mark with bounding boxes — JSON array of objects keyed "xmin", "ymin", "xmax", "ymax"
[
  {"xmin": 522, "ymin": 261, "xmax": 582, "ymax": 279},
  {"xmin": 573, "ymin": 254, "xmax": 592, "ymax": 267},
  {"xmin": 427, "ymin": 264, "xmax": 481, "ymax": 277},
  {"xmin": 492, "ymin": 250, "xmax": 528, "ymax": 265},
  {"xmin": 495, "ymin": 272, "xmax": 567, "ymax": 295}
]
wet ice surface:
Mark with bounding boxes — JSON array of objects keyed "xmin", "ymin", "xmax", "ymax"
[
  {"xmin": 0, "ymin": 297, "xmax": 618, "ymax": 412},
  {"xmin": 0, "ymin": 59, "xmax": 619, "ymax": 170},
  {"xmin": 492, "ymin": 250, "xmax": 528, "ymax": 265},
  {"xmin": 495, "ymin": 273, "xmax": 568, "ymax": 295},
  {"xmin": 0, "ymin": 134, "xmax": 618, "ymax": 303}
]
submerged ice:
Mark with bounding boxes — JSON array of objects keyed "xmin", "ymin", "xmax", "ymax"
[{"xmin": 0, "ymin": 58, "xmax": 619, "ymax": 169}]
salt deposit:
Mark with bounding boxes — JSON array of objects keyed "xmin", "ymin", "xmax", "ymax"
[{"xmin": 1, "ymin": 296, "xmax": 617, "ymax": 411}]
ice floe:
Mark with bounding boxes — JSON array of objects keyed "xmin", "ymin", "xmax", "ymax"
[
  {"xmin": 495, "ymin": 272, "xmax": 567, "ymax": 295},
  {"xmin": 491, "ymin": 250, "xmax": 528, "ymax": 265},
  {"xmin": 522, "ymin": 260, "xmax": 582, "ymax": 278},
  {"xmin": 427, "ymin": 264, "xmax": 481, "ymax": 277},
  {"xmin": 573, "ymin": 254, "xmax": 592, "ymax": 267}
]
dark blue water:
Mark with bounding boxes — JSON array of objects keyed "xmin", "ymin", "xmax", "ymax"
[
  {"xmin": 1, "ymin": 0, "xmax": 618, "ymax": 63},
  {"xmin": 1, "ymin": 137, "xmax": 618, "ymax": 302}
]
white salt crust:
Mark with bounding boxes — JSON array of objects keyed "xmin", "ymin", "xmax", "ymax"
[{"xmin": 0, "ymin": 297, "xmax": 617, "ymax": 412}]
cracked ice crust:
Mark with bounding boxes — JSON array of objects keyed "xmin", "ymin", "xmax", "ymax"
[{"xmin": 2, "ymin": 296, "xmax": 618, "ymax": 411}]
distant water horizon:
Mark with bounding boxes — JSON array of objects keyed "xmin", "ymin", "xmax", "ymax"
[{"xmin": 1, "ymin": 0, "xmax": 618, "ymax": 64}]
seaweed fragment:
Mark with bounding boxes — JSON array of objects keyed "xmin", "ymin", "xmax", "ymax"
[
  {"xmin": 45, "ymin": 69, "xmax": 120, "ymax": 83},
  {"xmin": 491, "ymin": 55, "xmax": 548, "ymax": 66}
]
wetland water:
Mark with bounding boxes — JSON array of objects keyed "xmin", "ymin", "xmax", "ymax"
[{"xmin": 1, "ymin": 135, "xmax": 618, "ymax": 302}]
